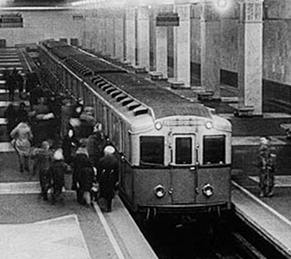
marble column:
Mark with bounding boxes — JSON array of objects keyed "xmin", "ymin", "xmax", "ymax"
[
  {"xmin": 91, "ymin": 10, "xmax": 99, "ymax": 52},
  {"xmin": 105, "ymin": 9, "xmax": 115, "ymax": 57},
  {"xmin": 137, "ymin": 6, "xmax": 150, "ymax": 70},
  {"xmin": 114, "ymin": 10, "xmax": 125, "ymax": 62},
  {"xmin": 200, "ymin": 0, "xmax": 221, "ymax": 99},
  {"xmin": 238, "ymin": 0, "xmax": 263, "ymax": 115},
  {"xmin": 125, "ymin": 7, "xmax": 136, "ymax": 66},
  {"xmin": 173, "ymin": 4, "xmax": 191, "ymax": 88},
  {"xmin": 100, "ymin": 9, "xmax": 107, "ymax": 55}
]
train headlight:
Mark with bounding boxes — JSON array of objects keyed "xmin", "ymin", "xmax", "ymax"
[
  {"xmin": 154, "ymin": 184, "xmax": 166, "ymax": 198},
  {"xmin": 205, "ymin": 121, "xmax": 213, "ymax": 129},
  {"xmin": 202, "ymin": 184, "xmax": 214, "ymax": 197},
  {"xmin": 155, "ymin": 122, "xmax": 163, "ymax": 131}
]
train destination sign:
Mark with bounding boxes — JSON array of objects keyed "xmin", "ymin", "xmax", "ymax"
[{"xmin": 156, "ymin": 12, "xmax": 179, "ymax": 27}]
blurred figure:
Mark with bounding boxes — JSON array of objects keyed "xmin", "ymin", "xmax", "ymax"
[
  {"xmin": 79, "ymin": 106, "xmax": 95, "ymax": 139},
  {"xmin": 32, "ymin": 141, "xmax": 53, "ymax": 200},
  {"xmin": 97, "ymin": 145, "xmax": 119, "ymax": 212},
  {"xmin": 87, "ymin": 123, "xmax": 106, "ymax": 168},
  {"xmin": 72, "ymin": 140, "xmax": 94, "ymax": 206},
  {"xmin": 258, "ymin": 137, "xmax": 276, "ymax": 197},
  {"xmin": 48, "ymin": 148, "xmax": 70, "ymax": 204},
  {"xmin": 3, "ymin": 103, "xmax": 17, "ymax": 140},
  {"xmin": 10, "ymin": 117, "xmax": 33, "ymax": 173},
  {"xmin": 6, "ymin": 69, "xmax": 17, "ymax": 101},
  {"xmin": 15, "ymin": 102, "xmax": 29, "ymax": 125},
  {"xmin": 15, "ymin": 70, "xmax": 24, "ymax": 98}
]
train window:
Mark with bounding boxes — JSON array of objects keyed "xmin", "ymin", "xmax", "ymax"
[
  {"xmin": 112, "ymin": 114, "xmax": 120, "ymax": 149},
  {"xmin": 140, "ymin": 136, "xmax": 164, "ymax": 165},
  {"xmin": 203, "ymin": 135, "xmax": 225, "ymax": 164},
  {"xmin": 175, "ymin": 137, "xmax": 192, "ymax": 165}
]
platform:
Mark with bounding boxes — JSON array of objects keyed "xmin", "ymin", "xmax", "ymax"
[{"xmin": 0, "ymin": 48, "xmax": 158, "ymax": 259}]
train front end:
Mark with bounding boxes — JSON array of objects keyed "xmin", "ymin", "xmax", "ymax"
[{"xmin": 129, "ymin": 113, "xmax": 232, "ymax": 215}]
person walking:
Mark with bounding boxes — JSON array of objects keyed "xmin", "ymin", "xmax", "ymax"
[
  {"xmin": 97, "ymin": 145, "xmax": 119, "ymax": 212},
  {"xmin": 10, "ymin": 118, "xmax": 33, "ymax": 173},
  {"xmin": 48, "ymin": 149, "xmax": 70, "ymax": 204},
  {"xmin": 72, "ymin": 142, "xmax": 94, "ymax": 206},
  {"xmin": 87, "ymin": 123, "xmax": 106, "ymax": 168},
  {"xmin": 6, "ymin": 71, "xmax": 16, "ymax": 101},
  {"xmin": 32, "ymin": 141, "xmax": 53, "ymax": 200},
  {"xmin": 258, "ymin": 137, "xmax": 276, "ymax": 197},
  {"xmin": 3, "ymin": 103, "xmax": 17, "ymax": 140}
]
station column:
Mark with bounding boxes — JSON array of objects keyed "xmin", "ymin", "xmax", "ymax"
[
  {"xmin": 125, "ymin": 7, "xmax": 136, "ymax": 66},
  {"xmin": 114, "ymin": 9, "xmax": 125, "ymax": 62},
  {"xmin": 173, "ymin": 4, "xmax": 191, "ymax": 88},
  {"xmin": 137, "ymin": 6, "xmax": 150, "ymax": 71},
  {"xmin": 105, "ymin": 8, "xmax": 115, "ymax": 57},
  {"xmin": 200, "ymin": 0, "xmax": 221, "ymax": 99},
  {"xmin": 154, "ymin": 5, "xmax": 174, "ymax": 79},
  {"xmin": 238, "ymin": 0, "xmax": 264, "ymax": 115}
]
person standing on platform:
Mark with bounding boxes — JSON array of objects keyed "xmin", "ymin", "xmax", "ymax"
[
  {"xmin": 6, "ymin": 70, "xmax": 17, "ymax": 102},
  {"xmin": 87, "ymin": 123, "xmax": 106, "ymax": 168},
  {"xmin": 48, "ymin": 148, "xmax": 69, "ymax": 204},
  {"xmin": 72, "ymin": 141, "xmax": 94, "ymax": 206},
  {"xmin": 97, "ymin": 145, "xmax": 119, "ymax": 212},
  {"xmin": 10, "ymin": 117, "xmax": 33, "ymax": 173},
  {"xmin": 258, "ymin": 137, "xmax": 276, "ymax": 197},
  {"xmin": 3, "ymin": 103, "xmax": 17, "ymax": 140},
  {"xmin": 32, "ymin": 141, "xmax": 53, "ymax": 200}
]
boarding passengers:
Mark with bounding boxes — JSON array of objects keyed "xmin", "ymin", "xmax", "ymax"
[
  {"xmin": 48, "ymin": 148, "xmax": 70, "ymax": 204},
  {"xmin": 258, "ymin": 137, "xmax": 277, "ymax": 197},
  {"xmin": 97, "ymin": 145, "xmax": 119, "ymax": 212},
  {"xmin": 31, "ymin": 141, "xmax": 53, "ymax": 200},
  {"xmin": 71, "ymin": 139, "xmax": 94, "ymax": 206}
]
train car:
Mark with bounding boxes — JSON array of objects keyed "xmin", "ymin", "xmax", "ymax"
[{"xmin": 38, "ymin": 40, "xmax": 232, "ymax": 216}]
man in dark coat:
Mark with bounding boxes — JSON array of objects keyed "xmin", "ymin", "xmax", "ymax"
[
  {"xmin": 32, "ymin": 141, "xmax": 52, "ymax": 200},
  {"xmin": 48, "ymin": 149, "xmax": 69, "ymax": 204},
  {"xmin": 97, "ymin": 145, "xmax": 119, "ymax": 212},
  {"xmin": 3, "ymin": 103, "xmax": 17, "ymax": 140},
  {"xmin": 71, "ymin": 143, "xmax": 94, "ymax": 206},
  {"xmin": 87, "ymin": 123, "xmax": 106, "ymax": 168}
]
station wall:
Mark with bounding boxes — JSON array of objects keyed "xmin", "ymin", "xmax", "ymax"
[{"xmin": 0, "ymin": 10, "xmax": 85, "ymax": 47}]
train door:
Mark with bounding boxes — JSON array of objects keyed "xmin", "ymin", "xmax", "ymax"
[{"xmin": 171, "ymin": 134, "xmax": 197, "ymax": 204}]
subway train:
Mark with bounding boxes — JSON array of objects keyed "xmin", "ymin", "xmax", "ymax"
[{"xmin": 38, "ymin": 40, "xmax": 232, "ymax": 216}]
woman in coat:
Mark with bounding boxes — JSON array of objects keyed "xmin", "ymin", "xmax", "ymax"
[
  {"xmin": 10, "ymin": 118, "xmax": 33, "ymax": 173},
  {"xmin": 72, "ymin": 141, "xmax": 94, "ymax": 206}
]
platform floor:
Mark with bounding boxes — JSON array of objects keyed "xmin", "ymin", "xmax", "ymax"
[{"xmin": 0, "ymin": 49, "xmax": 158, "ymax": 259}]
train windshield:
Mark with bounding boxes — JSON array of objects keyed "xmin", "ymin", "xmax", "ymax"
[
  {"xmin": 175, "ymin": 137, "xmax": 192, "ymax": 164},
  {"xmin": 203, "ymin": 135, "xmax": 225, "ymax": 164},
  {"xmin": 140, "ymin": 136, "xmax": 164, "ymax": 165}
]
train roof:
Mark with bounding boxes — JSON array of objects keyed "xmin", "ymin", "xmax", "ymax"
[{"xmin": 41, "ymin": 41, "xmax": 212, "ymax": 120}]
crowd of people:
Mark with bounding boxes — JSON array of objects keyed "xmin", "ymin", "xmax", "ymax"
[{"xmin": 4, "ymin": 70, "xmax": 119, "ymax": 212}]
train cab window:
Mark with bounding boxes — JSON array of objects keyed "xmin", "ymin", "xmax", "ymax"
[
  {"xmin": 140, "ymin": 136, "xmax": 164, "ymax": 165},
  {"xmin": 203, "ymin": 135, "xmax": 225, "ymax": 164},
  {"xmin": 175, "ymin": 137, "xmax": 192, "ymax": 165}
]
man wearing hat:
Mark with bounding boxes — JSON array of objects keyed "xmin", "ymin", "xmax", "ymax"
[{"xmin": 97, "ymin": 145, "xmax": 119, "ymax": 212}]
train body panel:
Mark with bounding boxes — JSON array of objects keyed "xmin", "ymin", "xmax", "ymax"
[{"xmin": 38, "ymin": 40, "xmax": 232, "ymax": 215}]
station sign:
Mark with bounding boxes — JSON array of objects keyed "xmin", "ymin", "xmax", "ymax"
[
  {"xmin": 0, "ymin": 13, "xmax": 23, "ymax": 28},
  {"xmin": 156, "ymin": 12, "xmax": 179, "ymax": 27}
]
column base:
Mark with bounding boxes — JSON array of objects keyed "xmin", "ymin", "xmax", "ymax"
[
  {"xmin": 168, "ymin": 78, "xmax": 185, "ymax": 89},
  {"xmin": 234, "ymin": 106, "xmax": 254, "ymax": 117}
]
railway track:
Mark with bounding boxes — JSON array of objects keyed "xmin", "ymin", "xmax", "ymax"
[{"xmin": 138, "ymin": 212, "xmax": 287, "ymax": 259}]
